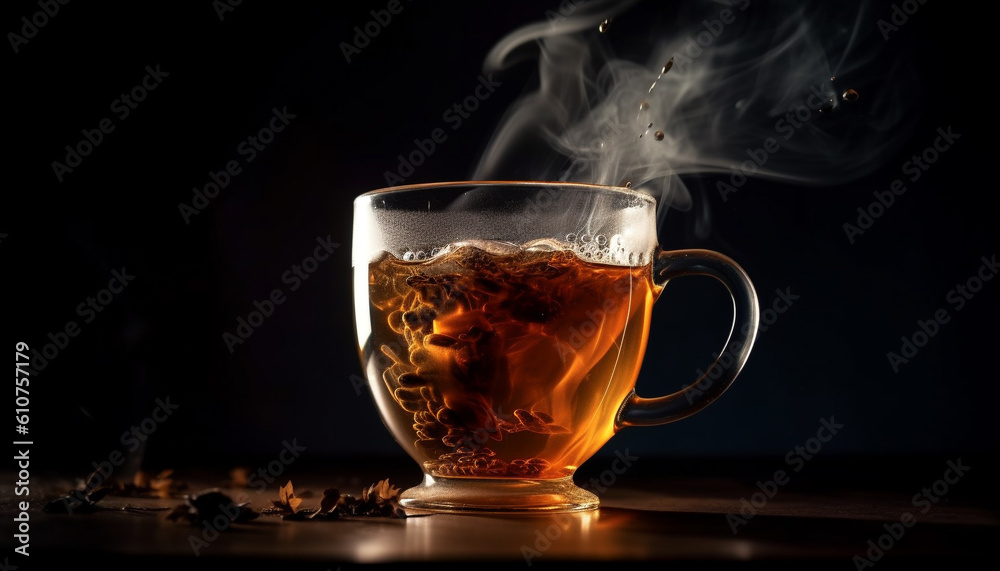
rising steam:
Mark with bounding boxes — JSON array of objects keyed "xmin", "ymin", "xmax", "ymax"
[{"xmin": 472, "ymin": 0, "xmax": 918, "ymax": 221}]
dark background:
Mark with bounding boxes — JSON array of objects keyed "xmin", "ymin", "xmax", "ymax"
[{"xmin": 4, "ymin": 0, "xmax": 996, "ymax": 485}]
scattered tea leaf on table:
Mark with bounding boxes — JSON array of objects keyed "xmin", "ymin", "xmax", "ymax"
[
  {"xmin": 167, "ymin": 488, "xmax": 259, "ymax": 525},
  {"xmin": 269, "ymin": 480, "xmax": 302, "ymax": 515}
]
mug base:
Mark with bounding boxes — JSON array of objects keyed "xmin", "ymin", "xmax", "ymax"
[{"xmin": 399, "ymin": 474, "xmax": 599, "ymax": 514}]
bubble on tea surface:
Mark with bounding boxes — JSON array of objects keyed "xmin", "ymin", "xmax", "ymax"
[
  {"xmin": 402, "ymin": 251, "xmax": 415, "ymax": 261},
  {"xmin": 610, "ymin": 234, "xmax": 624, "ymax": 250},
  {"xmin": 566, "ymin": 233, "xmax": 577, "ymax": 243}
]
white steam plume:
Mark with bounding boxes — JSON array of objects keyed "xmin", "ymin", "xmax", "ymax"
[{"xmin": 472, "ymin": 0, "xmax": 918, "ymax": 222}]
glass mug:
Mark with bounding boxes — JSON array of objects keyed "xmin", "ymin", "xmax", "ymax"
[{"xmin": 352, "ymin": 181, "xmax": 759, "ymax": 513}]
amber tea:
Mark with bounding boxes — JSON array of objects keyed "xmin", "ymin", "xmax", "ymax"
[{"xmin": 365, "ymin": 241, "xmax": 656, "ymax": 480}]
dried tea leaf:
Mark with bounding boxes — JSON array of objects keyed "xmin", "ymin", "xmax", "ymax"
[
  {"xmin": 149, "ymin": 469, "xmax": 186, "ymax": 498},
  {"xmin": 100, "ymin": 468, "xmax": 189, "ymax": 498},
  {"xmin": 272, "ymin": 481, "xmax": 302, "ymax": 514},
  {"xmin": 370, "ymin": 479, "xmax": 401, "ymax": 502},
  {"xmin": 187, "ymin": 490, "xmax": 236, "ymax": 520},
  {"xmin": 354, "ymin": 479, "xmax": 405, "ymax": 518},
  {"xmin": 319, "ymin": 487, "xmax": 340, "ymax": 514},
  {"xmin": 224, "ymin": 467, "xmax": 250, "ymax": 488},
  {"xmin": 309, "ymin": 489, "xmax": 344, "ymax": 520},
  {"xmin": 168, "ymin": 488, "xmax": 259, "ymax": 526},
  {"xmin": 42, "ymin": 478, "xmax": 128, "ymax": 515},
  {"xmin": 133, "ymin": 470, "xmax": 151, "ymax": 490}
]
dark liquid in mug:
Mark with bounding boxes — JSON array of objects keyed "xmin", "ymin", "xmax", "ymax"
[{"xmin": 363, "ymin": 242, "xmax": 657, "ymax": 479}]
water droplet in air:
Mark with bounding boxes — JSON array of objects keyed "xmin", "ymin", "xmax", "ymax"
[
  {"xmin": 639, "ymin": 100, "xmax": 649, "ymax": 110},
  {"xmin": 841, "ymin": 88, "xmax": 859, "ymax": 102},
  {"xmin": 599, "ymin": 18, "xmax": 611, "ymax": 33},
  {"xmin": 647, "ymin": 122, "xmax": 653, "ymax": 128},
  {"xmin": 622, "ymin": 181, "xmax": 632, "ymax": 189},
  {"xmin": 654, "ymin": 130, "xmax": 664, "ymax": 141}
]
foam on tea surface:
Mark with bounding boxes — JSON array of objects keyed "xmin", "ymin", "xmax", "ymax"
[{"xmin": 364, "ymin": 241, "xmax": 656, "ymax": 479}]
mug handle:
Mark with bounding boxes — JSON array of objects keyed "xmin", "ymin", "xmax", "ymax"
[{"xmin": 615, "ymin": 248, "xmax": 760, "ymax": 428}]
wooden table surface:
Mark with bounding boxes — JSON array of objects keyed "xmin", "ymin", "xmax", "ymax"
[{"xmin": 4, "ymin": 455, "xmax": 997, "ymax": 569}]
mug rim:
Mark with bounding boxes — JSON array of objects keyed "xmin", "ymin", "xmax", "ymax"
[{"xmin": 355, "ymin": 180, "xmax": 657, "ymax": 205}]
